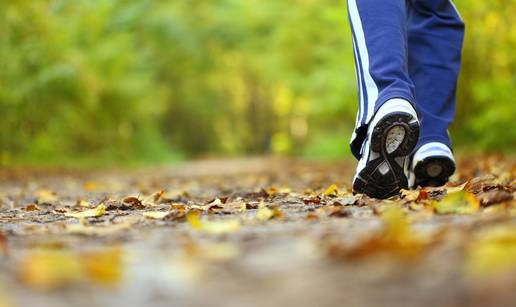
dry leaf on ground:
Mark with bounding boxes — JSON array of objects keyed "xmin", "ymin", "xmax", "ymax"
[
  {"xmin": 64, "ymin": 204, "xmax": 106, "ymax": 218},
  {"xmin": 186, "ymin": 212, "xmax": 240, "ymax": 235},
  {"xmin": 433, "ymin": 191, "xmax": 480, "ymax": 214}
]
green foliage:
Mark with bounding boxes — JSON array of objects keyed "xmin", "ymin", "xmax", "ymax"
[{"xmin": 0, "ymin": 0, "xmax": 513, "ymax": 167}]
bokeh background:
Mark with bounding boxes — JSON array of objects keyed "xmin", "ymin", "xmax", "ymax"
[{"xmin": 1, "ymin": 0, "xmax": 514, "ymax": 167}]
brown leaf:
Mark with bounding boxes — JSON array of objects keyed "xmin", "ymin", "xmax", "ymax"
[
  {"xmin": 303, "ymin": 196, "xmax": 322, "ymax": 205},
  {"xmin": 122, "ymin": 196, "xmax": 145, "ymax": 209},
  {"xmin": 304, "ymin": 212, "xmax": 319, "ymax": 221},
  {"xmin": 417, "ymin": 190, "xmax": 429, "ymax": 201},
  {"xmin": 0, "ymin": 233, "xmax": 6, "ymax": 254},
  {"xmin": 328, "ymin": 206, "xmax": 352, "ymax": 218},
  {"xmin": 153, "ymin": 190, "xmax": 165, "ymax": 202},
  {"xmin": 24, "ymin": 204, "xmax": 41, "ymax": 211},
  {"xmin": 477, "ymin": 190, "xmax": 513, "ymax": 207}
]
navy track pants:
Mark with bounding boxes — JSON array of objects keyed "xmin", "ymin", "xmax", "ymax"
[{"xmin": 347, "ymin": 0, "xmax": 465, "ymax": 159}]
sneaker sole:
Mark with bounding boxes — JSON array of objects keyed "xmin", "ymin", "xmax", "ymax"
[
  {"xmin": 413, "ymin": 156, "xmax": 455, "ymax": 187},
  {"xmin": 353, "ymin": 112, "xmax": 419, "ymax": 199}
]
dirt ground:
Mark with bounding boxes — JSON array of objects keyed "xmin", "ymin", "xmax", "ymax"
[{"xmin": 0, "ymin": 156, "xmax": 515, "ymax": 307}]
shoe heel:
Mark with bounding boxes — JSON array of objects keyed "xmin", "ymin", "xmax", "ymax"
[
  {"xmin": 414, "ymin": 156, "xmax": 456, "ymax": 187},
  {"xmin": 370, "ymin": 112, "xmax": 419, "ymax": 156}
]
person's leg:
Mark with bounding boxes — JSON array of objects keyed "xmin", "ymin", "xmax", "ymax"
[
  {"xmin": 407, "ymin": 0, "xmax": 464, "ymax": 186},
  {"xmin": 347, "ymin": 0, "xmax": 416, "ymax": 158},
  {"xmin": 347, "ymin": 0, "xmax": 420, "ymax": 198},
  {"xmin": 407, "ymin": 0, "xmax": 464, "ymax": 150}
]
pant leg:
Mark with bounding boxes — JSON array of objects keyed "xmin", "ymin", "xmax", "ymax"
[
  {"xmin": 347, "ymin": 0, "xmax": 417, "ymax": 159},
  {"xmin": 407, "ymin": 0, "xmax": 465, "ymax": 150}
]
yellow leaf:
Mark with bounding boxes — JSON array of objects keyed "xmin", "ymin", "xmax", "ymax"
[
  {"xmin": 18, "ymin": 248, "xmax": 122, "ymax": 290},
  {"xmin": 445, "ymin": 182, "xmax": 467, "ymax": 194},
  {"xmin": 0, "ymin": 290, "xmax": 12, "ymax": 307},
  {"xmin": 80, "ymin": 248, "xmax": 122, "ymax": 287},
  {"xmin": 143, "ymin": 211, "xmax": 170, "ymax": 220},
  {"xmin": 256, "ymin": 205, "xmax": 283, "ymax": 221},
  {"xmin": 433, "ymin": 191, "xmax": 479, "ymax": 214},
  {"xmin": 19, "ymin": 251, "xmax": 83, "ymax": 291},
  {"xmin": 186, "ymin": 211, "xmax": 202, "ymax": 229},
  {"xmin": 328, "ymin": 207, "xmax": 427, "ymax": 259},
  {"xmin": 238, "ymin": 202, "xmax": 247, "ymax": 212},
  {"xmin": 186, "ymin": 212, "xmax": 240, "ymax": 235},
  {"xmin": 78, "ymin": 200, "xmax": 90, "ymax": 208},
  {"xmin": 256, "ymin": 207, "xmax": 274, "ymax": 221},
  {"xmin": 65, "ymin": 204, "xmax": 106, "ymax": 218},
  {"xmin": 83, "ymin": 181, "xmax": 103, "ymax": 191},
  {"xmin": 323, "ymin": 184, "xmax": 338, "ymax": 196},
  {"xmin": 400, "ymin": 189, "xmax": 419, "ymax": 201},
  {"xmin": 466, "ymin": 225, "xmax": 516, "ymax": 277},
  {"xmin": 34, "ymin": 189, "xmax": 57, "ymax": 203},
  {"xmin": 208, "ymin": 198, "xmax": 223, "ymax": 206}
]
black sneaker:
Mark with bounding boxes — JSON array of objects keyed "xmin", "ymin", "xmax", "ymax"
[
  {"xmin": 352, "ymin": 99, "xmax": 420, "ymax": 199},
  {"xmin": 410, "ymin": 142, "xmax": 456, "ymax": 187}
]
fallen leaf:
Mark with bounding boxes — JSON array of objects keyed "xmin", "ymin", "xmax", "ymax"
[
  {"xmin": 206, "ymin": 198, "xmax": 224, "ymax": 210},
  {"xmin": 417, "ymin": 190, "xmax": 429, "ymax": 201},
  {"xmin": 466, "ymin": 225, "xmax": 516, "ymax": 277},
  {"xmin": 433, "ymin": 191, "xmax": 480, "ymax": 214},
  {"xmin": 122, "ymin": 196, "xmax": 145, "ymax": 209},
  {"xmin": 64, "ymin": 204, "xmax": 106, "ymax": 218},
  {"xmin": 19, "ymin": 248, "xmax": 122, "ymax": 290},
  {"xmin": 328, "ymin": 207, "xmax": 432, "ymax": 259},
  {"xmin": 186, "ymin": 212, "xmax": 240, "ymax": 235},
  {"xmin": 24, "ymin": 204, "xmax": 41, "ymax": 211},
  {"xmin": 256, "ymin": 207, "xmax": 273, "ymax": 221},
  {"xmin": 0, "ymin": 233, "xmax": 6, "ymax": 254},
  {"xmin": 445, "ymin": 182, "xmax": 467, "ymax": 194},
  {"xmin": 328, "ymin": 206, "xmax": 352, "ymax": 218},
  {"xmin": 323, "ymin": 184, "xmax": 339, "ymax": 196},
  {"xmin": 305, "ymin": 212, "xmax": 319, "ymax": 221},
  {"xmin": 77, "ymin": 200, "xmax": 90, "ymax": 208},
  {"xmin": 0, "ymin": 287, "xmax": 12, "ymax": 307},
  {"xmin": 143, "ymin": 211, "xmax": 171, "ymax": 220},
  {"xmin": 153, "ymin": 190, "xmax": 165, "ymax": 202},
  {"xmin": 34, "ymin": 189, "xmax": 57, "ymax": 204},
  {"xmin": 477, "ymin": 190, "xmax": 513, "ymax": 207},
  {"xmin": 255, "ymin": 202, "xmax": 283, "ymax": 221},
  {"xmin": 83, "ymin": 181, "xmax": 104, "ymax": 191},
  {"xmin": 18, "ymin": 251, "xmax": 83, "ymax": 291},
  {"xmin": 80, "ymin": 248, "xmax": 122, "ymax": 287},
  {"xmin": 400, "ymin": 189, "xmax": 420, "ymax": 201}
]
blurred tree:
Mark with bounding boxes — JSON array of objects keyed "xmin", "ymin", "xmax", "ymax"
[{"xmin": 0, "ymin": 0, "xmax": 514, "ymax": 167}]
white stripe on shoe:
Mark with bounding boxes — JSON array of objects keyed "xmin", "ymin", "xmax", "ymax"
[
  {"xmin": 369, "ymin": 98, "xmax": 418, "ymax": 129},
  {"xmin": 347, "ymin": 0, "xmax": 379, "ymax": 126},
  {"xmin": 412, "ymin": 142, "xmax": 455, "ymax": 167}
]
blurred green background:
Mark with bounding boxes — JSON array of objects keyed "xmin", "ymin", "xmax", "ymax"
[{"xmin": 1, "ymin": 0, "xmax": 514, "ymax": 167}]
